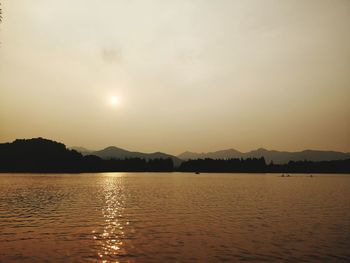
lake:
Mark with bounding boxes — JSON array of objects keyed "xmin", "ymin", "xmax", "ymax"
[{"xmin": 0, "ymin": 173, "xmax": 349, "ymax": 262}]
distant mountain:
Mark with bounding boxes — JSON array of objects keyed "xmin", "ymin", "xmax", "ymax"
[
  {"xmin": 75, "ymin": 146, "xmax": 182, "ymax": 167},
  {"xmin": 178, "ymin": 148, "xmax": 350, "ymax": 164},
  {"xmin": 70, "ymin": 146, "xmax": 93, "ymax": 156},
  {"xmin": 178, "ymin": 148, "xmax": 242, "ymax": 160},
  {"xmin": 1, "ymin": 138, "xmax": 349, "ymax": 173},
  {"xmin": 0, "ymin": 138, "xmax": 176, "ymax": 172}
]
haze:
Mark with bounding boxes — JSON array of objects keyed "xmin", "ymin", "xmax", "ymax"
[{"xmin": 0, "ymin": 0, "xmax": 349, "ymax": 154}]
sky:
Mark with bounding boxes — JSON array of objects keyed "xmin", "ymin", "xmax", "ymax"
[{"xmin": 0, "ymin": 0, "xmax": 349, "ymax": 154}]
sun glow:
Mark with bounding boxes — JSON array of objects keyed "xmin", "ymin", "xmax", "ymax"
[{"xmin": 109, "ymin": 96, "xmax": 120, "ymax": 106}]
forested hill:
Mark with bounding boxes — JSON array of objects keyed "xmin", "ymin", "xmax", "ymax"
[
  {"xmin": 178, "ymin": 148, "xmax": 350, "ymax": 164},
  {"xmin": 0, "ymin": 138, "xmax": 349, "ymax": 173},
  {"xmin": 0, "ymin": 138, "xmax": 174, "ymax": 172}
]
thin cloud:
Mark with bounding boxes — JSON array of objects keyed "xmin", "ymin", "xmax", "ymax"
[{"xmin": 101, "ymin": 47, "xmax": 122, "ymax": 64}]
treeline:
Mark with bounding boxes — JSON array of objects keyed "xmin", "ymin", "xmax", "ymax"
[
  {"xmin": 0, "ymin": 138, "xmax": 173, "ymax": 173},
  {"xmin": 179, "ymin": 158, "xmax": 266, "ymax": 172},
  {"xmin": 0, "ymin": 138, "xmax": 350, "ymax": 173},
  {"xmin": 178, "ymin": 158, "xmax": 350, "ymax": 173}
]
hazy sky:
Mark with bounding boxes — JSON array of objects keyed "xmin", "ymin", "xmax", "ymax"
[{"xmin": 0, "ymin": 0, "xmax": 349, "ymax": 154}]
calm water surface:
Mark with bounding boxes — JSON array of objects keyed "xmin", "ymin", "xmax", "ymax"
[{"xmin": 0, "ymin": 173, "xmax": 349, "ymax": 262}]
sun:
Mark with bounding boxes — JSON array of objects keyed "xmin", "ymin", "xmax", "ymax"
[{"xmin": 109, "ymin": 96, "xmax": 120, "ymax": 106}]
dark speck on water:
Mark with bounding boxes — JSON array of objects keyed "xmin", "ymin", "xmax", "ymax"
[{"xmin": 0, "ymin": 173, "xmax": 350, "ymax": 262}]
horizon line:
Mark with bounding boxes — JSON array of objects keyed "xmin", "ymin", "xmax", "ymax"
[{"xmin": 2, "ymin": 137, "xmax": 349, "ymax": 156}]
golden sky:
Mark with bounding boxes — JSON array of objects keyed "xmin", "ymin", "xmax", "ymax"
[{"xmin": 0, "ymin": 0, "xmax": 349, "ymax": 154}]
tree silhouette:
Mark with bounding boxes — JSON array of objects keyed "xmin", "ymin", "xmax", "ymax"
[
  {"xmin": 0, "ymin": 138, "xmax": 175, "ymax": 173},
  {"xmin": 0, "ymin": 138, "xmax": 349, "ymax": 173}
]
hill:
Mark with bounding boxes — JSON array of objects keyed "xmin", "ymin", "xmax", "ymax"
[
  {"xmin": 178, "ymin": 149, "xmax": 242, "ymax": 160},
  {"xmin": 0, "ymin": 138, "xmax": 83, "ymax": 172},
  {"xmin": 1, "ymin": 138, "xmax": 349, "ymax": 173},
  {"xmin": 74, "ymin": 146, "xmax": 182, "ymax": 167},
  {"xmin": 0, "ymin": 138, "xmax": 175, "ymax": 172},
  {"xmin": 178, "ymin": 148, "xmax": 350, "ymax": 164},
  {"xmin": 70, "ymin": 146, "xmax": 93, "ymax": 156}
]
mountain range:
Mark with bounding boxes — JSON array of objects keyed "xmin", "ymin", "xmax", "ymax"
[
  {"xmin": 71, "ymin": 146, "xmax": 350, "ymax": 165},
  {"xmin": 177, "ymin": 148, "xmax": 350, "ymax": 164},
  {"xmin": 71, "ymin": 146, "xmax": 183, "ymax": 166}
]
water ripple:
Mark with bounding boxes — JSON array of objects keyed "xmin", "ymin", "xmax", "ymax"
[{"xmin": 0, "ymin": 173, "xmax": 349, "ymax": 262}]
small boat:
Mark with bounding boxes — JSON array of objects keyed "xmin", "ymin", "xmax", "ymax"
[{"xmin": 195, "ymin": 171, "xmax": 200, "ymax": 174}]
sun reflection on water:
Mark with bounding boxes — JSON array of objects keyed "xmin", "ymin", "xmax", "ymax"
[{"xmin": 92, "ymin": 174, "xmax": 131, "ymax": 262}]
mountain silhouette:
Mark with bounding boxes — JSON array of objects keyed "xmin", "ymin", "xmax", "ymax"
[
  {"xmin": 178, "ymin": 148, "xmax": 350, "ymax": 164},
  {"xmin": 74, "ymin": 146, "xmax": 182, "ymax": 167},
  {"xmin": 1, "ymin": 138, "xmax": 349, "ymax": 173},
  {"xmin": 178, "ymin": 148, "xmax": 242, "ymax": 160},
  {"xmin": 0, "ymin": 138, "xmax": 83, "ymax": 172},
  {"xmin": 70, "ymin": 146, "xmax": 93, "ymax": 156},
  {"xmin": 0, "ymin": 138, "xmax": 175, "ymax": 172}
]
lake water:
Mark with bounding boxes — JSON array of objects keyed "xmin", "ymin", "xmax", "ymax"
[{"xmin": 0, "ymin": 173, "xmax": 349, "ymax": 262}]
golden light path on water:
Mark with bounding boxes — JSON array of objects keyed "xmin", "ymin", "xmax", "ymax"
[
  {"xmin": 1, "ymin": 173, "xmax": 350, "ymax": 262},
  {"xmin": 92, "ymin": 173, "xmax": 131, "ymax": 262}
]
